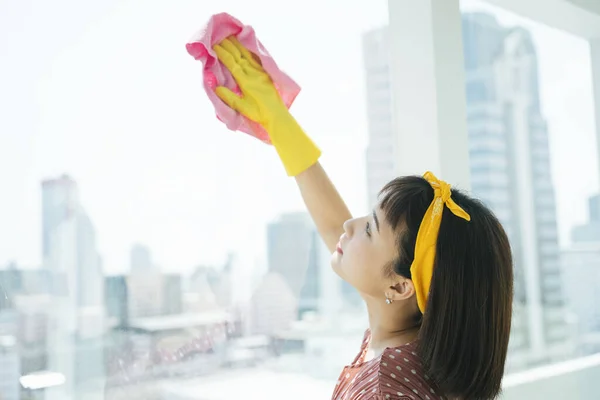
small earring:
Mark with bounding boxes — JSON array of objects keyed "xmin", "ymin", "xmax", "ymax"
[{"xmin": 385, "ymin": 295, "xmax": 393, "ymax": 305}]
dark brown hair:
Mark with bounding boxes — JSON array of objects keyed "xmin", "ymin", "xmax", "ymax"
[{"xmin": 379, "ymin": 176, "xmax": 514, "ymax": 400}]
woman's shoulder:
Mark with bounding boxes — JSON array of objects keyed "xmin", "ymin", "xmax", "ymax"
[{"xmin": 374, "ymin": 343, "xmax": 445, "ymax": 400}]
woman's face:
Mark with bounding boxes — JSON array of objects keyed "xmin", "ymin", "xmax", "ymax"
[{"xmin": 331, "ymin": 206, "xmax": 399, "ymax": 298}]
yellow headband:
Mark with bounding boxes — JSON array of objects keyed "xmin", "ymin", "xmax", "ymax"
[{"xmin": 410, "ymin": 171, "xmax": 471, "ymax": 313}]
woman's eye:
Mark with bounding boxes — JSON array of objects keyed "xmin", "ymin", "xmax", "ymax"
[{"xmin": 365, "ymin": 221, "xmax": 371, "ymax": 237}]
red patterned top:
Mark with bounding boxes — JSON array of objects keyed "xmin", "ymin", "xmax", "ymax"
[{"xmin": 332, "ymin": 330, "xmax": 446, "ymax": 400}]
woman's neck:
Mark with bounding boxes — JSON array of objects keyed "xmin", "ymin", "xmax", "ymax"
[{"xmin": 365, "ymin": 297, "xmax": 420, "ymax": 355}]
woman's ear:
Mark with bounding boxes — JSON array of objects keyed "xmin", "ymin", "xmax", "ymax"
[{"xmin": 387, "ymin": 278, "xmax": 415, "ymax": 302}]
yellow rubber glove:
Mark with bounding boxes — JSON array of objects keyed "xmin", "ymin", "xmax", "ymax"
[{"xmin": 213, "ymin": 37, "xmax": 321, "ymax": 177}]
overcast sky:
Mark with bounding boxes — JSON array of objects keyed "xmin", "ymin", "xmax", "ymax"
[{"xmin": 0, "ymin": 0, "xmax": 597, "ymax": 275}]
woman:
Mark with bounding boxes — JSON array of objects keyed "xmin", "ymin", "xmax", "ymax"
[{"xmin": 211, "ymin": 37, "xmax": 514, "ymax": 400}]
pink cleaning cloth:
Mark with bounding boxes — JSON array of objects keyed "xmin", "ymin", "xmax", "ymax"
[{"xmin": 186, "ymin": 12, "xmax": 300, "ymax": 144}]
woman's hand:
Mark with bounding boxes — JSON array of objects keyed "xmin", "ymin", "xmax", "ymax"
[
  {"xmin": 213, "ymin": 37, "xmax": 350, "ymax": 252},
  {"xmin": 212, "ymin": 37, "xmax": 320, "ymax": 177},
  {"xmin": 213, "ymin": 37, "xmax": 289, "ymax": 131}
]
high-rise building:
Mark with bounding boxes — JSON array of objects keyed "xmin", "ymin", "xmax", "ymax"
[
  {"xmin": 41, "ymin": 175, "xmax": 79, "ymax": 261},
  {"xmin": 0, "ymin": 266, "xmax": 54, "ymax": 300},
  {"xmin": 13, "ymin": 295, "xmax": 51, "ymax": 375},
  {"xmin": 362, "ymin": 13, "xmax": 569, "ymax": 369},
  {"xmin": 0, "ymin": 336, "xmax": 19, "ymax": 400},
  {"xmin": 266, "ymin": 213, "xmax": 325, "ymax": 317},
  {"xmin": 0, "ymin": 270, "xmax": 17, "ymax": 311},
  {"xmin": 363, "ymin": 27, "xmax": 395, "ymax": 210},
  {"xmin": 249, "ymin": 271, "xmax": 296, "ymax": 335},
  {"xmin": 462, "ymin": 13, "xmax": 568, "ymax": 368},
  {"xmin": 188, "ymin": 266, "xmax": 220, "ymax": 311},
  {"xmin": 76, "ymin": 214, "xmax": 104, "ymax": 311},
  {"xmin": 42, "ymin": 175, "xmax": 105, "ymax": 325},
  {"xmin": 591, "ymin": 195, "xmax": 600, "ymax": 221},
  {"xmin": 130, "ymin": 244, "xmax": 155, "ymax": 273},
  {"xmin": 562, "ymin": 194, "xmax": 600, "ymax": 355},
  {"xmin": 162, "ymin": 274, "xmax": 183, "ymax": 315},
  {"xmin": 0, "ymin": 265, "xmax": 53, "ymax": 375},
  {"xmin": 126, "ymin": 244, "xmax": 181, "ymax": 318},
  {"xmin": 204, "ymin": 257, "xmax": 235, "ymax": 310},
  {"xmin": 41, "ymin": 175, "xmax": 105, "ymax": 399},
  {"xmin": 0, "ymin": 310, "xmax": 19, "ymax": 400},
  {"xmin": 105, "ymin": 275, "xmax": 129, "ymax": 327},
  {"xmin": 126, "ymin": 273, "xmax": 183, "ymax": 318},
  {"xmin": 561, "ymin": 243, "xmax": 600, "ymax": 355},
  {"xmin": 572, "ymin": 194, "xmax": 600, "ymax": 242}
]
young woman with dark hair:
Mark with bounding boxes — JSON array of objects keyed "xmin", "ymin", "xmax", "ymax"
[{"xmin": 211, "ymin": 37, "xmax": 514, "ymax": 400}]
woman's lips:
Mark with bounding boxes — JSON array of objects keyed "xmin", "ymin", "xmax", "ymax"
[{"xmin": 336, "ymin": 233, "xmax": 346, "ymax": 254}]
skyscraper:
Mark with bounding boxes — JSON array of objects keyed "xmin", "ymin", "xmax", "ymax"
[
  {"xmin": 571, "ymin": 194, "xmax": 600, "ymax": 242},
  {"xmin": 363, "ymin": 26, "xmax": 395, "ymax": 210},
  {"xmin": 41, "ymin": 175, "xmax": 79, "ymax": 261},
  {"xmin": 105, "ymin": 275, "xmax": 129, "ymax": 327},
  {"xmin": 462, "ymin": 13, "xmax": 568, "ymax": 368},
  {"xmin": 362, "ymin": 13, "xmax": 569, "ymax": 369},
  {"xmin": 41, "ymin": 175, "xmax": 105, "ymax": 398},
  {"xmin": 130, "ymin": 243, "xmax": 155, "ymax": 273},
  {"xmin": 42, "ymin": 176, "xmax": 102, "ymax": 306},
  {"xmin": 249, "ymin": 272, "xmax": 296, "ymax": 335},
  {"xmin": 561, "ymin": 242, "xmax": 600, "ymax": 355},
  {"xmin": 562, "ymin": 194, "xmax": 600, "ymax": 355},
  {"xmin": 42, "ymin": 175, "xmax": 104, "ymax": 332},
  {"xmin": 266, "ymin": 213, "xmax": 325, "ymax": 317}
]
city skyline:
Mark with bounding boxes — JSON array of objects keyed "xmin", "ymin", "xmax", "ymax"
[
  {"xmin": 0, "ymin": 0, "xmax": 597, "ymax": 279},
  {"xmin": 363, "ymin": 13, "xmax": 569, "ymax": 369},
  {"xmin": 0, "ymin": 1, "xmax": 599, "ymax": 399}
]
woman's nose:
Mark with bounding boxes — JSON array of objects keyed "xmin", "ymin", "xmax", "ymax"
[{"xmin": 343, "ymin": 218, "xmax": 355, "ymax": 237}]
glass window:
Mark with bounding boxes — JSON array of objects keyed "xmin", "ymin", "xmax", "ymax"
[
  {"xmin": 0, "ymin": 1, "xmax": 392, "ymax": 399},
  {"xmin": 2, "ymin": 0, "xmax": 599, "ymax": 398},
  {"xmin": 462, "ymin": 0, "xmax": 600, "ymax": 390}
]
